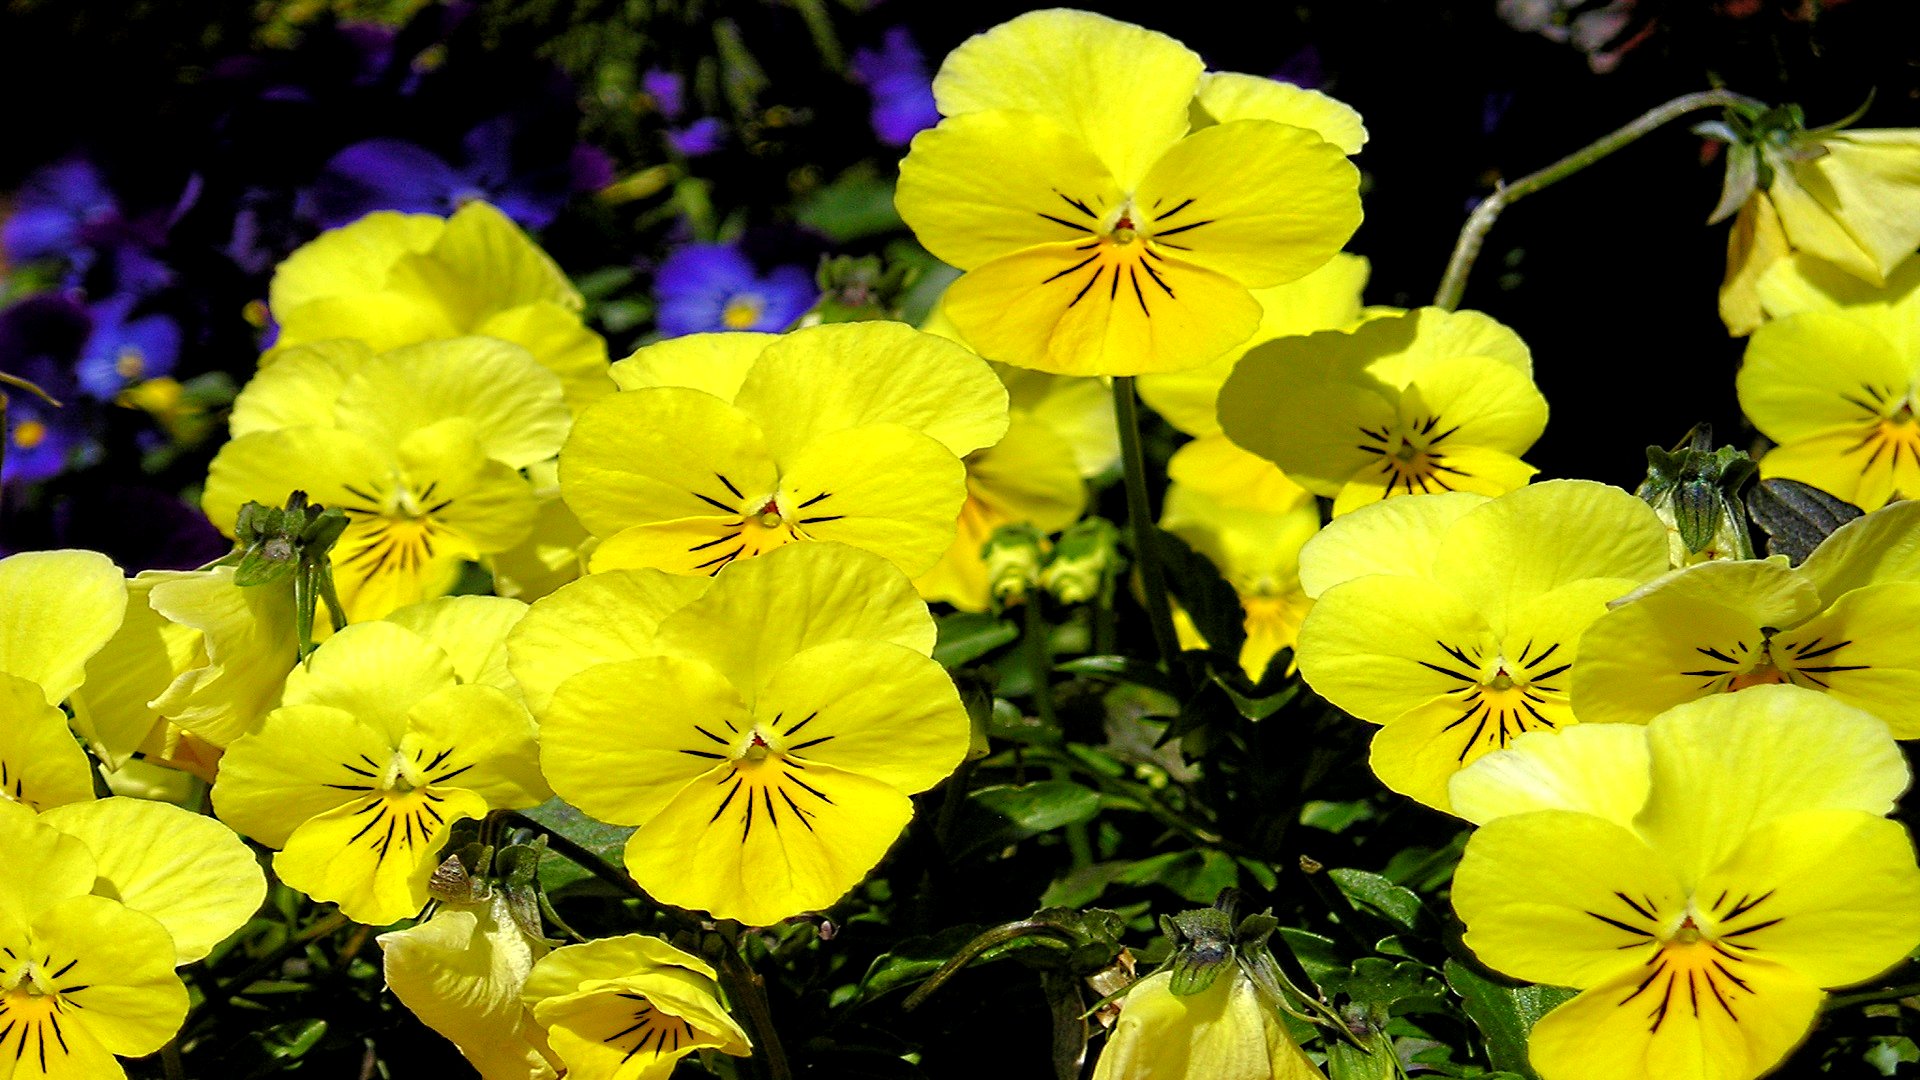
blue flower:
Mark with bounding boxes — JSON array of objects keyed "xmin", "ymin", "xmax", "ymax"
[
  {"xmin": 654, "ymin": 244, "xmax": 815, "ymax": 336},
  {"xmin": 643, "ymin": 69, "xmax": 688, "ymax": 121},
  {"xmin": 667, "ymin": 117, "xmax": 727, "ymax": 158},
  {"xmin": 2, "ymin": 393, "xmax": 83, "ymax": 486},
  {"xmin": 2, "ymin": 159, "xmax": 117, "ymax": 265},
  {"xmin": 74, "ymin": 295, "xmax": 182, "ymax": 400},
  {"xmin": 850, "ymin": 28, "xmax": 938, "ymax": 147},
  {"xmin": 0, "ymin": 297, "xmax": 92, "ymax": 486}
]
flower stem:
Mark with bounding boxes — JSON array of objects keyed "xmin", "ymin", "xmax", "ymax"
[
  {"xmin": 1432, "ymin": 87, "xmax": 1764, "ymax": 311},
  {"xmin": 1825, "ymin": 980, "xmax": 1920, "ymax": 1012},
  {"xmin": 1111, "ymin": 376, "xmax": 1188, "ymax": 696},
  {"xmin": 493, "ymin": 809, "xmax": 658, "ymax": 908},
  {"xmin": 715, "ymin": 924, "xmax": 794, "ymax": 1080}
]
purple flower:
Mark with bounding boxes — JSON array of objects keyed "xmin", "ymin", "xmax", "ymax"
[
  {"xmin": 654, "ymin": 244, "xmax": 815, "ymax": 337},
  {"xmin": 667, "ymin": 117, "xmax": 727, "ymax": 158},
  {"xmin": 0, "ymin": 296, "xmax": 92, "ymax": 486},
  {"xmin": 643, "ymin": 69, "xmax": 687, "ymax": 121},
  {"xmin": 1, "ymin": 393, "xmax": 84, "ymax": 487},
  {"xmin": 3, "ymin": 159, "xmax": 118, "ymax": 265},
  {"xmin": 850, "ymin": 29, "xmax": 939, "ymax": 146},
  {"xmin": 74, "ymin": 295, "xmax": 182, "ymax": 400}
]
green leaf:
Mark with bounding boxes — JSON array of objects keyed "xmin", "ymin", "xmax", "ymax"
[
  {"xmin": 1444, "ymin": 959, "xmax": 1578, "ymax": 1079},
  {"xmin": 950, "ymin": 781, "xmax": 1102, "ymax": 860},
  {"xmin": 1322, "ymin": 958, "xmax": 1450, "ymax": 1024},
  {"xmin": 522, "ymin": 798, "xmax": 636, "ymax": 893},
  {"xmin": 1278, "ymin": 927, "xmax": 1344, "ymax": 985},
  {"xmin": 1207, "ymin": 667, "xmax": 1300, "ymax": 720},
  {"xmin": 1327, "ymin": 1034, "xmax": 1399, "ymax": 1080},
  {"xmin": 1055, "ymin": 654, "xmax": 1177, "ymax": 695},
  {"xmin": 853, "ymin": 924, "xmax": 988, "ymax": 1002},
  {"xmin": 934, "ymin": 612, "xmax": 1020, "ymax": 667},
  {"xmin": 796, "ymin": 165, "xmax": 904, "ymax": 242},
  {"xmin": 1328, "ymin": 868, "xmax": 1426, "ymax": 932},
  {"xmin": 1150, "ymin": 527, "xmax": 1247, "ymax": 661}
]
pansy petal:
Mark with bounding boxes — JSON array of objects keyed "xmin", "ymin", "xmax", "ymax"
[
  {"xmin": 1295, "ymin": 574, "xmax": 1492, "ymax": 724},
  {"xmin": 1193, "ymin": 72, "xmax": 1367, "ymax": 154},
  {"xmin": 402, "ymin": 684, "xmax": 549, "ymax": 808},
  {"xmin": 28, "ymin": 895, "xmax": 189, "ymax": 1058},
  {"xmin": 1449, "ymin": 725, "xmax": 1652, "ymax": 828},
  {"xmin": 474, "ymin": 301, "xmax": 615, "ymax": 412},
  {"xmin": 586, "ymin": 517, "xmax": 794, "ymax": 576},
  {"xmin": 201, "ymin": 428, "xmax": 390, "ymax": 539},
  {"xmin": 0, "ymin": 549, "xmax": 126, "ymax": 704},
  {"xmin": 1370, "ymin": 693, "xmax": 1570, "ymax": 813},
  {"xmin": 69, "ymin": 573, "xmax": 203, "ymax": 768},
  {"xmin": 274, "ymin": 785, "xmax": 490, "ymax": 925},
  {"xmin": 146, "ymin": 566, "xmax": 299, "ymax": 748},
  {"xmin": 1754, "ymin": 428, "xmax": 1908, "ymax": 510},
  {"xmin": 772, "ymin": 423, "xmax": 968, "ymax": 576},
  {"xmin": 382, "ymin": 595, "xmax": 528, "ymax": 693},
  {"xmin": 506, "ymin": 571, "xmax": 708, "ymax": 717},
  {"xmin": 1165, "ymin": 436, "xmax": 1312, "ymax": 515},
  {"xmin": 1796, "ymin": 498, "xmax": 1920, "ymax": 602},
  {"xmin": 534, "ymin": 982, "xmax": 735, "ymax": 1078},
  {"xmin": 213, "ymin": 704, "xmax": 399, "ymax": 848},
  {"xmin": 335, "ymin": 338, "xmax": 569, "ymax": 469},
  {"xmin": 268, "ymin": 211, "xmax": 441, "ymax": 313},
  {"xmin": 378, "ymin": 899, "xmax": 560, "ymax": 1080},
  {"xmin": 387, "ymin": 201, "xmax": 579, "ymax": 322},
  {"xmin": 0, "ymin": 672, "xmax": 97, "ymax": 814},
  {"xmin": 1635, "ymin": 685, "xmax": 1909, "ymax": 886},
  {"xmin": 1135, "ymin": 119, "xmax": 1361, "ymax": 288},
  {"xmin": 39, "ymin": 797, "xmax": 265, "ymax": 965},
  {"xmin": 282, "ymin": 622, "xmax": 457, "ymax": 741},
  {"xmin": 751, "ymin": 640, "xmax": 967, "ymax": 794},
  {"xmin": 1331, "ymin": 444, "xmax": 1537, "ymax": 516},
  {"xmin": 929, "ymin": 9, "xmax": 1200, "ymax": 185},
  {"xmin": 1453, "ymin": 809, "xmax": 1682, "ymax": 987},
  {"xmin": 610, "ymin": 332, "xmax": 775, "ymax": 398},
  {"xmin": 0, "ymin": 801, "xmax": 96, "ymax": 918},
  {"xmin": 231, "ymin": 339, "xmax": 375, "ymax": 438},
  {"xmin": 1218, "ymin": 327, "xmax": 1400, "ymax": 495},
  {"xmin": 624, "ymin": 758, "xmax": 913, "ymax": 926},
  {"xmin": 559, "ymin": 387, "xmax": 778, "ymax": 539},
  {"xmin": 735, "ymin": 322, "xmax": 1010, "ymax": 458},
  {"xmin": 1771, "ymin": 582, "xmax": 1920, "ymax": 737},
  {"xmin": 1399, "ymin": 352, "xmax": 1548, "ymax": 455},
  {"xmin": 1720, "ymin": 192, "xmax": 1792, "ymax": 335},
  {"xmin": 1740, "ymin": 311, "xmax": 1910, "ymax": 443},
  {"xmin": 1296, "ymin": 491, "xmax": 1488, "ymax": 596}
]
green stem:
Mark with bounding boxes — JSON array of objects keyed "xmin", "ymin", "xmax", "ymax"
[
  {"xmin": 493, "ymin": 810, "xmax": 658, "ymax": 909},
  {"xmin": 162, "ymin": 1041, "xmax": 186, "ymax": 1080},
  {"xmin": 715, "ymin": 925, "xmax": 793, "ymax": 1080},
  {"xmin": 1433, "ymin": 88, "xmax": 1764, "ymax": 311},
  {"xmin": 1111, "ymin": 377, "xmax": 1187, "ymax": 696},
  {"xmin": 1825, "ymin": 981, "xmax": 1920, "ymax": 1012},
  {"xmin": 185, "ymin": 911, "xmax": 351, "ymax": 1029},
  {"xmin": 1030, "ymin": 595, "xmax": 1093, "ymax": 868}
]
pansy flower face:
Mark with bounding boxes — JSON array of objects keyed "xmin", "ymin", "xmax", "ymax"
[
  {"xmin": 1221, "ymin": 307, "xmax": 1548, "ymax": 516},
  {"xmin": 1574, "ymin": 500, "xmax": 1920, "ymax": 735},
  {"xmin": 0, "ymin": 551, "xmax": 126, "ymax": 813},
  {"xmin": 523, "ymin": 935, "xmax": 750, "ymax": 1080},
  {"xmin": 1740, "ymin": 253, "xmax": 1920, "ymax": 509},
  {"xmin": 515, "ymin": 543, "xmax": 968, "ymax": 926},
  {"xmin": 1450, "ymin": 688, "xmax": 1920, "ymax": 1080},
  {"xmin": 895, "ymin": 10, "xmax": 1362, "ymax": 376},
  {"xmin": 652, "ymin": 243, "xmax": 815, "ymax": 336},
  {"xmin": 1293, "ymin": 482, "xmax": 1669, "ymax": 809},
  {"xmin": 204, "ymin": 336, "xmax": 568, "ymax": 621},
  {"xmin": 560, "ymin": 324, "xmax": 1007, "ymax": 578}
]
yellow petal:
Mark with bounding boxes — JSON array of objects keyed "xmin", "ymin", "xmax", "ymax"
[
  {"xmin": 1193, "ymin": 72, "xmax": 1367, "ymax": 154},
  {"xmin": 1296, "ymin": 490, "xmax": 1488, "ymax": 596},
  {"xmin": 1756, "ymin": 247, "xmax": 1920, "ymax": 320},
  {"xmin": 475, "ymin": 301, "xmax": 615, "ymax": 413},
  {"xmin": 769, "ymin": 423, "xmax": 969, "ymax": 576},
  {"xmin": 735, "ymin": 322, "xmax": 1009, "ymax": 459},
  {"xmin": 382, "ymin": 594, "xmax": 528, "ymax": 693},
  {"xmin": 1770, "ymin": 582, "xmax": 1920, "ymax": 737},
  {"xmin": 402, "ymin": 684, "xmax": 550, "ymax": 808},
  {"xmin": 750, "ymin": 640, "xmax": 968, "ymax": 794},
  {"xmin": 268, "ymin": 210, "xmax": 442, "ymax": 313},
  {"xmin": 1134, "ymin": 120, "xmax": 1361, "ymax": 288},
  {"xmin": 1452, "ymin": 810, "xmax": 1681, "ymax": 987},
  {"xmin": 0, "ymin": 672, "xmax": 97, "ymax": 813},
  {"xmin": 335, "ymin": 338, "xmax": 570, "ymax": 470},
  {"xmin": 999, "ymin": 366, "xmax": 1119, "ymax": 478},
  {"xmin": 38, "ymin": 797, "xmax": 265, "ymax": 965},
  {"xmin": 506, "ymin": 571, "xmax": 710, "ymax": 717},
  {"xmin": 0, "ymin": 801, "xmax": 96, "ymax": 919},
  {"xmin": 1217, "ymin": 327, "xmax": 1400, "ymax": 496},
  {"xmin": 609, "ymin": 332, "xmax": 775, "ymax": 398},
  {"xmin": 533, "ymin": 980, "xmax": 741, "ymax": 1079},
  {"xmin": 929, "ymin": 9, "xmax": 1201, "ymax": 186},
  {"xmin": 387, "ymin": 201, "xmax": 580, "ymax": 322},
  {"xmin": 274, "ymin": 292, "xmax": 455, "ymax": 353},
  {"xmin": 69, "ymin": 573, "xmax": 204, "ymax": 768},
  {"xmin": 623, "ymin": 758, "xmax": 913, "ymax": 926},
  {"xmin": 1525, "ymin": 951, "xmax": 1821, "ymax": 1080},
  {"xmin": 586, "ymin": 516, "xmax": 796, "ymax": 576},
  {"xmin": 20, "ymin": 894, "xmax": 189, "ymax": 1058},
  {"xmin": 1330, "ymin": 444, "xmax": 1538, "ymax": 516},
  {"xmin": 559, "ymin": 387, "xmax": 777, "ymax": 540},
  {"xmin": 212, "ymin": 703, "xmax": 398, "ymax": 848},
  {"xmin": 377, "ymin": 898, "xmax": 560, "ymax": 1080},
  {"xmin": 1780, "ymin": 130, "xmax": 1920, "ymax": 284},
  {"xmin": 944, "ymin": 240, "xmax": 1263, "ymax": 376},
  {"xmin": 1635, "ymin": 685, "xmax": 1909, "ymax": 887},
  {"xmin": 274, "ymin": 785, "xmax": 490, "ymax": 925},
  {"xmin": 896, "ymin": 109, "xmax": 1124, "ymax": 271},
  {"xmin": 0, "ymin": 550, "xmax": 127, "ymax": 705},
  {"xmin": 1092, "ymin": 969, "xmax": 1325, "ymax": 1080},
  {"xmin": 230, "ymin": 338, "xmax": 374, "ymax": 438},
  {"xmin": 1369, "ymin": 693, "xmax": 1568, "ymax": 813},
  {"xmin": 1795, "ymin": 492, "xmax": 1920, "ymax": 601},
  {"xmin": 1719, "ymin": 192, "xmax": 1791, "ymax": 336},
  {"xmin": 522, "ymin": 933, "xmax": 720, "ymax": 1000},
  {"xmin": 1166, "ymin": 436, "xmax": 1313, "ymax": 515},
  {"xmin": 1448, "ymin": 724, "xmax": 1651, "ymax": 828},
  {"xmin": 488, "ymin": 484, "xmax": 590, "ymax": 603},
  {"xmin": 1161, "ymin": 481, "xmax": 1318, "ymax": 598},
  {"xmin": 1739, "ymin": 310, "xmax": 1912, "ymax": 443},
  {"xmin": 1295, "ymin": 574, "xmax": 1492, "ymax": 725},
  {"xmin": 146, "ymin": 566, "xmax": 298, "ymax": 748},
  {"xmin": 282, "ymin": 621, "xmax": 458, "ymax": 742},
  {"xmin": 200, "ymin": 427, "xmax": 390, "ymax": 539}
]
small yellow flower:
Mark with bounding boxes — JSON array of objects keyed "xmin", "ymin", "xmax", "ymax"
[
  {"xmin": 380, "ymin": 895, "xmax": 562, "ymax": 1080},
  {"xmin": 1451, "ymin": 687, "xmax": 1920, "ymax": 1080},
  {"xmin": 1092, "ymin": 967, "xmax": 1324, "ymax": 1080},
  {"xmin": 523, "ymin": 934, "xmax": 750, "ymax": 1080},
  {"xmin": 0, "ymin": 551, "xmax": 127, "ymax": 812},
  {"xmin": 1293, "ymin": 481, "xmax": 1669, "ymax": 809},
  {"xmin": 895, "ymin": 10, "xmax": 1362, "ymax": 376},
  {"xmin": 1160, "ymin": 482, "xmax": 1320, "ymax": 682}
]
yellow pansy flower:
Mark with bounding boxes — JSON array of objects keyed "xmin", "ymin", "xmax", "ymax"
[
  {"xmin": 895, "ymin": 10, "xmax": 1362, "ymax": 376},
  {"xmin": 1160, "ymin": 482, "xmax": 1320, "ymax": 682},
  {"xmin": 0, "ymin": 551, "xmax": 126, "ymax": 812},
  {"xmin": 1573, "ymin": 499, "xmax": 1920, "ymax": 734},
  {"xmin": 204, "ymin": 336, "xmax": 569, "ymax": 621},
  {"xmin": 1738, "ymin": 253, "xmax": 1920, "ymax": 509},
  {"xmin": 491, "ymin": 460, "xmax": 592, "ymax": 603},
  {"xmin": 1754, "ymin": 129, "xmax": 1920, "ymax": 290},
  {"xmin": 1450, "ymin": 687, "xmax": 1920, "ymax": 1080},
  {"xmin": 523, "ymin": 935, "xmax": 750, "ymax": 1080},
  {"xmin": 1220, "ymin": 307, "xmax": 1548, "ymax": 517},
  {"xmin": 1293, "ymin": 481, "xmax": 1669, "ymax": 809},
  {"xmin": 520, "ymin": 543, "xmax": 967, "ymax": 925},
  {"xmin": 212, "ymin": 598, "xmax": 550, "ymax": 925},
  {"xmin": 268, "ymin": 201, "xmax": 613, "ymax": 409},
  {"xmin": 560, "ymin": 323, "xmax": 1007, "ymax": 578},
  {"xmin": 1092, "ymin": 966, "xmax": 1324, "ymax": 1080},
  {"xmin": 380, "ymin": 895, "xmax": 561, "ymax": 1080}
]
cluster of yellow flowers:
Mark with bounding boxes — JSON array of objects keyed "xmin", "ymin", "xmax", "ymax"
[{"xmin": 5, "ymin": 8, "xmax": 1920, "ymax": 1080}]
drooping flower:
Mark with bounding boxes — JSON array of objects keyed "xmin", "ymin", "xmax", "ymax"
[
  {"xmin": 1737, "ymin": 252, "xmax": 1920, "ymax": 509},
  {"xmin": 895, "ymin": 10, "xmax": 1362, "ymax": 375},
  {"xmin": 380, "ymin": 894, "xmax": 562, "ymax": 1080},
  {"xmin": 516, "ymin": 542, "xmax": 968, "ymax": 925},
  {"xmin": 73, "ymin": 294, "xmax": 181, "ymax": 401},
  {"xmin": 1220, "ymin": 307, "xmax": 1548, "ymax": 516},
  {"xmin": 1450, "ymin": 687, "xmax": 1920, "ymax": 1080},
  {"xmin": 0, "ymin": 550, "xmax": 126, "ymax": 812},
  {"xmin": 559, "ymin": 324, "xmax": 1006, "ymax": 578},
  {"xmin": 212, "ymin": 599, "xmax": 550, "ymax": 925},
  {"xmin": 522, "ymin": 934, "xmax": 750, "ymax": 1079},
  {"xmin": 266, "ymin": 200, "xmax": 612, "ymax": 409},
  {"xmin": 1092, "ymin": 966, "xmax": 1323, "ymax": 1080},
  {"xmin": 851, "ymin": 28, "xmax": 940, "ymax": 147},
  {"xmin": 652, "ymin": 244, "xmax": 815, "ymax": 337},
  {"xmin": 1572, "ymin": 499, "xmax": 1920, "ymax": 734},
  {"xmin": 1293, "ymin": 481, "xmax": 1669, "ymax": 809},
  {"xmin": 1160, "ymin": 482, "xmax": 1321, "ymax": 683},
  {"xmin": 203, "ymin": 336, "xmax": 568, "ymax": 621}
]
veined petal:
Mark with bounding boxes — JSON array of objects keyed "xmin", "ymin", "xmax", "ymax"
[
  {"xmin": 1526, "ymin": 953, "xmax": 1821, "ymax": 1080},
  {"xmin": 522, "ymin": 934, "xmax": 720, "ymax": 1001},
  {"xmin": 0, "ymin": 550, "xmax": 126, "ymax": 705},
  {"xmin": 558, "ymin": 387, "xmax": 778, "ymax": 540},
  {"xmin": 274, "ymin": 292, "xmax": 455, "ymax": 353},
  {"xmin": 230, "ymin": 339, "xmax": 374, "ymax": 438},
  {"xmin": 1398, "ymin": 352, "xmax": 1548, "ymax": 456},
  {"xmin": 750, "ymin": 640, "xmax": 968, "ymax": 794},
  {"xmin": 1330, "ymin": 444, "xmax": 1536, "ymax": 516},
  {"xmin": 586, "ymin": 516, "xmax": 796, "ymax": 576},
  {"xmin": 1364, "ymin": 307, "xmax": 1535, "ymax": 386},
  {"xmin": 929, "ymin": 9, "xmax": 1201, "ymax": 186},
  {"xmin": 382, "ymin": 595, "xmax": 528, "ymax": 693},
  {"xmin": 770, "ymin": 423, "xmax": 968, "ymax": 576},
  {"xmin": 610, "ymin": 332, "xmax": 775, "ymax": 398},
  {"xmin": 282, "ymin": 622, "xmax": 457, "ymax": 742},
  {"xmin": 474, "ymin": 301, "xmax": 615, "ymax": 413},
  {"xmin": 1295, "ymin": 574, "xmax": 1493, "ymax": 724},
  {"xmin": 1193, "ymin": 72, "xmax": 1367, "ymax": 154},
  {"xmin": 267, "ymin": 210, "xmax": 441, "ymax": 314},
  {"xmin": 1786, "ymin": 130, "xmax": 1920, "ymax": 283},
  {"xmin": 943, "ymin": 240, "xmax": 1263, "ymax": 376},
  {"xmin": 386, "ymin": 201, "xmax": 579, "ymax": 323},
  {"xmin": 1091, "ymin": 969, "xmax": 1324, "ymax": 1080},
  {"xmin": 1160, "ymin": 481, "xmax": 1319, "ymax": 597},
  {"xmin": 378, "ymin": 899, "xmax": 560, "ymax": 1080},
  {"xmin": 506, "ymin": 571, "xmax": 709, "ymax": 717},
  {"xmin": 20, "ymin": 894, "xmax": 189, "ymax": 1058},
  {"xmin": 1454, "ymin": 809, "xmax": 1682, "ymax": 986},
  {"xmin": 39, "ymin": 797, "xmax": 265, "ymax": 965},
  {"xmin": 200, "ymin": 427, "xmax": 391, "ymax": 540},
  {"xmin": 1296, "ymin": 491, "xmax": 1488, "ymax": 596},
  {"xmin": 0, "ymin": 672, "xmax": 96, "ymax": 813},
  {"xmin": 1739, "ymin": 311, "xmax": 1913, "ymax": 442},
  {"xmin": 896, "ymin": 109, "xmax": 1125, "ymax": 271},
  {"xmin": 533, "ymin": 980, "xmax": 739, "ymax": 1079},
  {"xmin": 1768, "ymin": 165, "xmax": 1882, "ymax": 283},
  {"xmin": 1756, "ymin": 248, "xmax": 1920, "ymax": 325},
  {"xmin": 1371, "ymin": 691, "xmax": 1571, "ymax": 813},
  {"xmin": 69, "ymin": 573, "xmax": 203, "ymax": 768},
  {"xmin": 402, "ymin": 684, "xmax": 550, "ymax": 808},
  {"xmin": 1217, "ymin": 326, "xmax": 1401, "ymax": 496},
  {"xmin": 1757, "ymin": 428, "xmax": 1911, "ymax": 510},
  {"xmin": 334, "ymin": 338, "xmax": 569, "ymax": 469},
  {"xmin": 736, "ymin": 322, "xmax": 1009, "ymax": 459},
  {"xmin": 395, "ymin": 421, "xmax": 542, "ymax": 555},
  {"xmin": 1720, "ymin": 193, "xmax": 1791, "ymax": 336},
  {"xmin": 652, "ymin": 542, "xmax": 936, "ymax": 694},
  {"xmin": 212, "ymin": 703, "xmax": 401, "ymax": 848},
  {"xmin": 1134, "ymin": 119, "xmax": 1361, "ymax": 288},
  {"xmin": 1771, "ymin": 582, "xmax": 1920, "ymax": 736},
  {"xmin": 1797, "ymin": 498, "xmax": 1920, "ymax": 602},
  {"xmin": 146, "ymin": 566, "xmax": 298, "ymax": 748},
  {"xmin": 623, "ymin": 758, "xmax": 913, "ymax": 926},
  {"xmin": 541, "ymin": 656, "xmax": 749, "ymax": 827},
  {"xmin": 1636, "ymin": 685, "xmax": 1909, "ymax": 887},
  {"xmin": 1449, "ymin": 725, "xmax": 1651, "ymax": 828},
  {"xmin": 274, "ymin": 786, "xmax": 490, "ymax": 925},
  {"xmin": 0, "ymin": 803, "xmax": 96, "ymax": 919}
]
